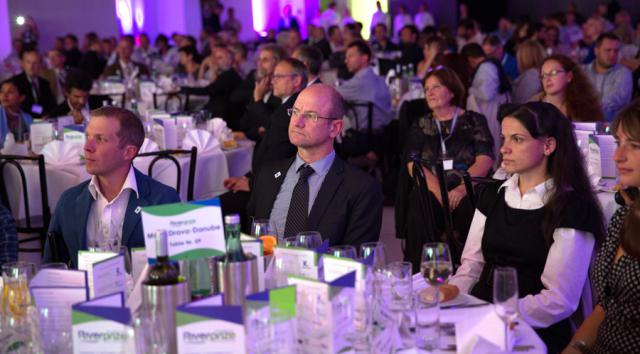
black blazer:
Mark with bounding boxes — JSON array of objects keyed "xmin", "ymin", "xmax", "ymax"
[
  {"xmin": 11, "ymin": 72, "xmax": 56, "ymax": 118},
  {"xmin": 251, "ymin": 93, "xmax": 299, "ymax": 174},
  {"xmin": 247, "ymin": 155, "xmax": 383, "ymax": 249},
  {"xmin": 49, "ymin": 101, "xmax": 72, "ymax": 118},
  {"xmin": 101, "ymin": 61, "xmax": 150, "ymax": 79},
  {"xmin": 206, "ymin": 69, "xmax": 243, "ymax": 129},
  {"xmin": 79, "ymin": 50, "xmax": 107, "ymax": 80}
]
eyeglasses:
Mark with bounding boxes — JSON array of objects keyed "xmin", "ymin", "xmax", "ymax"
[
  {"xmin": 287, "ymin": 108, "xmax": 339, "ymax": 122},
  {"xmin": 540, "ymin": 69, "xmax": 565, "ymax": 79},
  {"xmin": 272, "ymin": 73, "xmax": 298, "ymax": 80},
  {"xmin": 426, "ymin": 65, "xmax": 445, "ymax": 74}
]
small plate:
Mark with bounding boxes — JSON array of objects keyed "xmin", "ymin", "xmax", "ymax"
[{"xmin": 440, "ymin": 293, "xmax": 471, "ymax": 308}]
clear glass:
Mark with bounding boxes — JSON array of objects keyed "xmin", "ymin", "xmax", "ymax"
[
  {"xmin": 359, "ymin": 242, "xmax": 387, "ymax": 271},
  {"xmin": 415, "ymin": 289, "xmax": 440, "ymax": 350},
  {"xmin": 295, "ymin": 231, "xmax": 322, "ymax": 250},
  {"xmin": 133, "ymin": 307, "xmax": 168, "ymax": 354},
  {"xmin": 493, "ymin": 266, "xmax": 519, "ymax": 352},
  {"xmin": 2, "ymin": 262, "xmax": 36, "ymax": 322},
  {"xmin": 283, "ymin": 236, "xmax": 297, "ymax": 248},
  {"xmin": 328, "ymin": 245, "xmax": 357, "ymax": 259},
  {"xmin": 29, "ymin": 306, "xmax": 72, "ymax": 353},
  {"xmin": 418, "ymin": 243, "xmax": 453, "ymax": 350},
  {"xmin": 384, "ymin": 261, "xmax": 413, "ymax": 312},
  {"xmin": 251, "ymin": 219, "xmax": 278, "ymax": 256}
]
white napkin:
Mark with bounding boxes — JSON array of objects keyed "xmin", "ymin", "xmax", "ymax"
[
  {"xmin": 41, "ymin": 140, "xmax": 83, "ymax": 165},
  {"xmin": 1, "ymin": 133, "xmax": 28, "ymax": 155},
  {"xmin": 455, "ymin": 306, "xmax": 518, "ymax": 354},
  {"xmin": 206, "ymin": 118, "xmax": 232, "ymax": 140},
  {"xmin": 182, "ymin": 129, "xmax": 220, "ymax": 153},
  {"xmin": 139, "ymin": 138, "xmax": 160, "ymax": 153}
]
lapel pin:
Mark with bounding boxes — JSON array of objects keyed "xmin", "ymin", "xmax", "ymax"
[
  {"xmin": 134, "ymin": 206, "xmax": 142, "ymax": 214},
  {"xmin": 274, "ymin": 172, "xmax": 282, "ymax": 179}
]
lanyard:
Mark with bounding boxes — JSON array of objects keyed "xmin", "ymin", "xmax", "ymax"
[{"xmin": 434, "ymin": 108, "xmax": 459, "ymax": 157}]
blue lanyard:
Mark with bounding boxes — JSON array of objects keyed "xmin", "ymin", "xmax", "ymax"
[{"xmin": 434, "ymin": 108, "xmax": 459, "ymax": 157}]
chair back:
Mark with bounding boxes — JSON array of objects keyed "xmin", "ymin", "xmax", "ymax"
[
  {"xmin": 0, "ymin": 154, "xmax": 51, "ymax": 253},
  {"xmin": 135, "ymin": 147, "xmax": 197, "ymax": 201}
]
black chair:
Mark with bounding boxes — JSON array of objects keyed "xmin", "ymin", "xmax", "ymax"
[
  {"xmin": 135, "ymin": 147, "xmax": 198, "ymax": 201},
  {"xmin": 180, "ymin": 86, "xmax": 210, "ymax": 113},
  {"xmin": 339, "ymin": 101, "xmax": 382, "ymax": 175},
  {"xmin": 0, "ymin": 154, "xmax": 51, "ymax": 254},
  {"xmin": 152, "ymin": 92, "xmax": 183, "ymax": 112}
]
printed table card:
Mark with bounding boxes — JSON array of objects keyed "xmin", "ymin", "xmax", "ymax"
[
  {"xmin": 72, "ymin": 292, "xmax": 134, "ymax": 354},
  {"xmin": 176, "ymin": 295, "xmax": 246, "ymax": 354},
  {"xmin": 273, "ymin": 246, "xmax": 319, "ymax": 280},
  {"xmin": 153, "ymin": 117, "xmax": 177, "ymax": 150},
  {"xmin": 78, "ymin": 251, "xmax": 126, "ymax": 298},
  {"xmin": 63, "ymin": 124, "xmax": 86, "ymax": 146},
  {"xmin": 141, "ymin": 198, "xmax": 225, "ymax": 261},
  {"xmin": 29, "ymin": 268, "xmax": 89, "ymax": 324},
  {"xmin": 30, "ymin": 121, "xmax": 54, "ymax": 153}
]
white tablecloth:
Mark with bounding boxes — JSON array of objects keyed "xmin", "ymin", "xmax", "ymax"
[{"xmin": 3, "ymin": 140, "xmax": 253, "ymax": 220}]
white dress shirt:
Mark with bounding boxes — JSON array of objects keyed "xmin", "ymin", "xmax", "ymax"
[
  {"xmin": 86, "ymin": 166, "xmax": 138, "ymax": 250},
  {"xmin": 449, "ymin": 174, "xmax": 595, "ymax": 328}
]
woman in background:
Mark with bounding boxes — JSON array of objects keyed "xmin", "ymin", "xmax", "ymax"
[{"xmin": 512, "ymin": 40, "xmax": 545, "ymax": 103}]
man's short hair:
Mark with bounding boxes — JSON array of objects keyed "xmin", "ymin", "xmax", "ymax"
[
  {"xmin": 1, "ymin": 79, "xmax": 26, "ymax": 97},
  {"xmin": 279, "ymin": 57, "xmax": 308, "ymax": 86},
  {"xmin": 64, "ymin": 69, "xmax": 92, "ymax": 93},
  {"xmin": 325, "ymin": 86, "xmax": 345, "ymax": 119},
  {"xmin": 458, "ymin": 19, "xmax": 475, "ymax": 31},
  {"xmin": 260, "ymin": 43, "xmax": 287, "ymax": 62},
  {"xmin": 65, "ymin": 34, "xmax": 78, "ymax": 44},
  {"xmin": 374, "ymin": 23, "xmax": 388, "ymax": 32},
  {"xmin": 229, "ymin": 43, "xmax": 247, "ymax": 59},
  {"xmin": 328, "ymin": 25, "xmax": 341, "ymax": 38},
  {"xmin": 294, "ymin": 45, "xmax": 323, "ymax": 75},
  {"xmin": 346, "ymin": 40, "xmax": 372, "ymax": 60},
  {"xmin": 155, "ymin": 34, "xmax": 169, "ymax": 45},
  {"xmin": 400, "ymin": 25, "xmax": 419, "ymax": 38},
  {"xmin": 179, "ymin": 45, "xmax": 200, "ymax": 61},
  {"xmin": 121, "ymin": 35, "xmax": 135, "ymax": 45},
  {"xmin": 90, "ymin": 106, "xmax": 145, "ymax": 151},
  {"xmin": 460, "ymin": 43, "xmax": 486, "ymax": 59},
  {"xmin": 483, "ymin": 35, "xmax": 502, "ymax": 48},
  {"xmin": 595, "ymin": 32, "xmax": 621, "ymax": 47},
  {"xmin": 19, "ymin": 48, "xmax": 39, "ymax": 60}
]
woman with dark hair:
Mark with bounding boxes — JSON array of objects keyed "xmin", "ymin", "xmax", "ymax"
[
  {"xmin": 563, "ymin": 102, "xmax": 640, "ymax": 354},
  {"xmin": 444, "ymin": 102, "xmax": 605, "ymax": 353},
  {"xmin": 396, "ymin": 66, "xmax": 494, "ymax": 270},
  {"xmin": 532, "ymin": 54, "xmax": 604, "ymax": 122},
  {"xmin": 177, "ymin": 45, "xmax": 201, "ymax": 81}
]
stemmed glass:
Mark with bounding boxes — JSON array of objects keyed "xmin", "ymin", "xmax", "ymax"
[
  {"xmin": 359, "ymin": 242, "xmax": 387, "ymax": 272},
  {"xmin": 295, "ymin": 231, "xmax": 322, "ymax": 250},
  {"xmin": 493, "ymin": 267, "xmax": 519, "ymax": 352},
  {"xmin": 328, "ymin": 245, "xmax": 357, "ymax": 259},
  {"xmin": 419, "ymin": 243, "xmax": 453, "ymax": 349}
]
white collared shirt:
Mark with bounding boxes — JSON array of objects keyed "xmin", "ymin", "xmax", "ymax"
[
  {"xmin": 86, "ymin": 165, "xmax": 139, "ymax": 250},
  {"xmin": 449, "ymin": 174, "xmax": 595, "ymax": 328}
]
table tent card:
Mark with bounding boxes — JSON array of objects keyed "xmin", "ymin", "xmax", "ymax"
[
  {"xmin": 273, "ymin": 246, "xmax": 320, "ymax": 280},
  {"xmin": 29, "ymin": 268, "xmax": 89, "ymax": 313},
  {"xmin": 153, "ymin": 116, "xmax": 177, "ymax": 150},
  {"xmin": 63, "ymin": 124, "xmax": 86, "ymax": 145},
  {"xmin": 55, "ymin": 116, "xmax": 74, "ymax": 134},
  {"xmin": 287, "ymin": 271, "xmax": 357, "ymax": 354},
  {"xmin": 30, "ymin": 121, "xmax": 54, "ymax": 153},
  {"xmin": 130, "ymin": 247, "xmax": 147, "ymax": 284},
  {"xmin": 77, "ymin": 251, "xmax": 127, "ymax": 298},
  {"xmin": 72, "ymin": 292, "xmax": 135, "ymax": 354},
  {"xmin": 176, "ymin": 294, "xmax": 246, "ymax": 354},
  {"xmin": 322, "ymin": 254, "xmax": 366, "ymax": 284},
  {"xmin": 141, "ymin": 198, "xmax": 226, "ymax": 261},
  {"xmin": 246, "ymin": 286, "xmax": 297, "ymax": 354}
]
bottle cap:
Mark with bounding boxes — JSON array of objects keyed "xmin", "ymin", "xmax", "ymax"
[
  {"xmin": 154, "ymin": 230, "xmax": 168, "ymax": 256},
  {"xmin": 224, "ymin": 214, "xmax": 241, "ymax": 225}
]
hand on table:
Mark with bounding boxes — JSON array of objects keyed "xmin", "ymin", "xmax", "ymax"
[{"xmin": 224, "ymin": 176, "xmax": 250, "ymax": 192}]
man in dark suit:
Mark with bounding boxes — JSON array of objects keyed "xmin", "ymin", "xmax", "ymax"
[
  {"xmin": 44, "ymin": 107, "xmax": 180, "ymax": 268},
  {"xmin": 221, "ymin": 58, "xmax": 306, "ymax": 231},
  {"xmin": 199, "ymin": 46, "xmax": 243, "ymax": 130},
  {"xmin": 10, "ymin": 49, "xmax": 56, "ymax": 118},
  {"xmin": 48, "ymin": 69, "xmax": 92, "ymax": 124},
  {"xmin": 292, "ymin": 45, "xmax": 323, "ymax": 86},
  {"xmin": 101, "ymin": 36, "xmax": 150, "ymax": 80},
  {"xmin": 247, "ymin": 84, "xmax": 383, "ymax": 247},
  {"xmin": 63, "ymin": 34, "xmax": 83, "ymax": 68}
]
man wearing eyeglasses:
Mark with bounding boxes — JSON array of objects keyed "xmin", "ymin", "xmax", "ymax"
[{"xmin": 247, "ymin": 84, "xmax": 383, "ymax": 249}]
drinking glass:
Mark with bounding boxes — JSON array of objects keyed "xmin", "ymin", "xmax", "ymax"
[
  {"xmin": 295, "ymin": 231, "xmax": 322, "ymax": 250},
  {"xmin": 359, "ymin": 242, "xmax": 387, "ymax": 271},
  {"xmin": 328, "ymin": 245, "xmax": 357, "ymax": 259},
  {"xmin": 283, "ymin": 236, "xmax": 298, "ymax": 248},
  {"xmin": 493, "ymin": 267, "xmax": 519, "ymax": 352},
  {"xmin": 29, "ymin": 306, "xmax": 72, "ymax": 353},
  {"xmin": 419, "ymin": 243, "xmax": 453, "ymax": 350},
  {"xmin": 2, "ymin": 262, "xmax": 36, "ymax": 321},
  {"xmin": 385, "ymin": 261, "xmax": 413, "ymax": 312},
  {"xmin": 252, "ymin": 219, "xmax": 278, "ymax": 256},
  {"xmin": 415, "ymin": 289, "xmax": 440, "ymax": 350},
  {"xmin": 133, "ymin": 307, "xmax": 168, "ymax": 354}
]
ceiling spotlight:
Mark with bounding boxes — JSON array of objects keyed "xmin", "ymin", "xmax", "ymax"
[{"xmin": 16, "ymin": 16, "xmax": 25, "ymax": 26}]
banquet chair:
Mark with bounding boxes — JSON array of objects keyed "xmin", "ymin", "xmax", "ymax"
[
  {"xmin": 152, "ymin": 92, "xmax": 183, "ymax": 112},
  {"xmin": 181, "ymin": 86, "xmax": 209, "ymax": 113},
  {"xmin": 338, "ymin": 101, "xmax": 381, "ymax": 175},
  {"xmin": 89, "ymin": 94, "xmax": 115, "ymax": 109},
  {"xmin": 0, "ymin": 154, "xmax": 51, "ymax": 254},
  {"xmin": 136, "ymin": 147, "xmax": 197, "ymax": 201}
]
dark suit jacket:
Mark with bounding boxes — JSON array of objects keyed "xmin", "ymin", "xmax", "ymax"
[
  {"xmin": 205, "ymin": 69, "xmax": 243, "ymax": 130},
  {"xmin": 247, "ymin": 155, "xmax": 383, "ymax": 248},
  {"xmin": 101, "ymin": 61, "xmax": 150, "ymax": 79},
  {"xmin": 49, "ymin": 101, "xmax": 72, "ymax": 118},
  {"xmin": 313, "ymin": 38, "xmax": 332, "ymax": 61},
  {"xmin": 64, "ymin": 48, "xmax": 83, "ymax": 68},
  {"xmin": 10, "ymin": 72, "xmax": 56, "ymax": 118},
  {"xmin": 43, "ymin": 168, "xmax": 180, "ymax": 268},
  {"xmin": 79, "ymin": 50, "xmax": 107, "ymax": 80},
  {"xmin": 250, "ymin": 93, "xmax": 299, "ymax": 174}
]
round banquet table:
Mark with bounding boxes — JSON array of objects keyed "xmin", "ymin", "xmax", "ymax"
[{"xmin": 2, "ymin": 140, "xmax": 253, "ymax": 220}]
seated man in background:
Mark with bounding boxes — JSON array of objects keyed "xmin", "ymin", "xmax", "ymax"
[
  {"xmin": 0, "ymin": 202, "xmax": 18, "ymax": 269},
  {"xmin": 10, "ymin": 48, "xmax": 56, "ymax": 118},
  {"xmin": 201, "ymin": 46, "xmax": 243, "ymax": 129},
  {"xmin": 101, "ymin": 36, "xmax": 150, "ymax": 80},
  {"xmin": 44, "ymin": 107, "xmax": 180, "ymax": 268},
  {"xmin": 292, "ymin": 45, "xmax": 323, "ymax": 86},
  {"xmin": 48, "ymin": 69, "xmax": 92, "ymax": 124},
  {"xmin": 0, "ymin": 80, "xmax": 32, "ymax": 148},
  {"xmin": 42, "ymin": 49, "xmax": 68, "ymax": 105},
  {"xmin": 247, "ymin": 84, "xmax": 383, "ymax": 248}
]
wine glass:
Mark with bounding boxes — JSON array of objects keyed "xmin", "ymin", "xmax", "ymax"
[
  {"xmin": 328, "ymin": 245, "xmax": 357, "ymax": 259},
  {"xmin": 251, "ymin": 219, "xmax": 278, "ymax": 256},
  {"xmin": 419, "ymin": 243, "xmax": 453, "ymax": 349},
  {"xmin": 283, "ymin": 236, "xmax": 298, "ymax": 248},
  {"xmin": 295, "ymin": 231, "xmax": 322, "ymax": 250},
  {"xmin": 493, "ymin": 267, "xmax": 519, "ymax": 352},
  {"xmin": 359, "ymin": 242, "xmax": 387, "ymax": 272}
]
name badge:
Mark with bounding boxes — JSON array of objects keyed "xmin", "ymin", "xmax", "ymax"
[
  {"xmin": 443, "ymin": 159, "xmax": 454, "ymax": 171},
  {"xmin": 31, "ymin": 104, "xmax": 44, "ymax": 115}
]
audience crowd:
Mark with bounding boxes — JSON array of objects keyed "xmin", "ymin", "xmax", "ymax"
[{"xmin": 2, "ymin": 1, "xmax": 640, "ymax": 352}]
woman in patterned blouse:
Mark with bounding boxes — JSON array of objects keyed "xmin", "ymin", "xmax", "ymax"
[
  {"xmin": 563, "ymin": 102, "xmax": 640, "ymax": 353},
  {"xmin": 396, "ymin": 66, "xmax": 495, "ymax": 270}
]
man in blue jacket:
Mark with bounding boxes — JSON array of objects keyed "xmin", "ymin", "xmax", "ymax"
[{"xmin": 44, "ymin": 106, "xmax": 180, "ymax": 268}]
